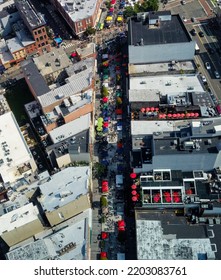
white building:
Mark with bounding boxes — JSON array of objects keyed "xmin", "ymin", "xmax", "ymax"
[{"xmin": 0, "ymin": 111, "xmax": 37, "ymax": 184}]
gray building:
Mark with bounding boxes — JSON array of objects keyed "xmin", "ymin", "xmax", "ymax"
[
  {"xmin": 132, "ymin": 119, "xmax": 221, "ymax": 172},
  {"xmin": 128, "ymin": 11, "xmax": 195, "ymax": 64},
  {"xmin": 0, "ymin": 6, "xmax": 20, "ymax": 37}
]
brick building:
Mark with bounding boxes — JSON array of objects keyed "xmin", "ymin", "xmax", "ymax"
[
  {"xmin": 51, "ymin": 0, "xmax": 102, "ymax": 36},
  {"xmin": 15, "ymin": 0, "xmax": 51, "ymax": 55}
]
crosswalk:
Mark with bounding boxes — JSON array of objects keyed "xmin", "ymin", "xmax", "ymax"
[{"xmin": 62, "ymin": 43, "xmax": 76, "ymax": 49}]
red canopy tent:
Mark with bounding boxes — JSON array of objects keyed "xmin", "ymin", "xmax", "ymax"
[
  {"xmin": 130, "ymin": 172, "xmax": 137, "ymax": 179},
  {"xmin": 167, "ymin": 114, "xmax": 172, "ymax": 118},
  {"xmin": 102, "ymin": 185, "xmax": 109, "ymax": 193},
  {"xmin": 131, "ymin": 190, "xmax": 137, "ymax": 195},
  {"xmin": 176, "ymin": 113, "xmax": 181, "ymax": 118},
  {"xmin": 159, "ymin": 114, "xmax": 164, "ymax": 119},
  {"xmin": 155, "ymin": 108, "xmax": 159, "ymax": 111},
  {"xmin": 140, "ymin": 108, "xmax": 146, "ymax": 113},
  {"xmin": 194, "ymin": 112, "xmax": 199, "ymax": 117},
  {"xmin": 131, "ymin": 184, "xmax": 137, "ymax": 189},
  {"xmin": 146, "ymin": 107, "xmax": 150, "ymax": 112},
  {"xmin": 102, "ymin": 180, "xmax": 108, "ymax": 185},
  {"xmin": 150, "ymin": 107, "xmax": 155, "ymax": 111},
  {"xmin": 71, "ymin": 52, "xmax": 77, "ymax": 57},
  {"xmin": 172, "ymin": 114, "xmax": 177, "ymax": 118},
  {"xmin": 111, "ymin": 0, "xmax": 116, "ymax": 4},
  {"xmin": 100, "ymin": 252, "xmax": 107, "ymax": 258},
  {"xmin": 102, "ymin": 97, "xmax": 108, "ymax": 103},
  {"xmin": 118, "ymin": 220, "xmax": 125, "ymax": 228},
  {"xmin": 109, "ymin": 7, "xmax": 114, "ymax": 12},
  {"xmin": 116, "ymin": 108, "xmax": 123, "ymax": 115},
  {"xmin": 180, "ymin": 113, "xmax": 185, "ymax": 118},
  {"xmin": 132, "ymin": 195, "xmax": 138, "ymax": 201},
  {"xmin": 190, "ymin": 112, "xmax": 195, "ymax": 117},
  {"xmin": 186, "ymin": 113, "xmax": 191, "ymax": 117},
  {"xmin": 101, "ymin": 232, "xmax": 109, "ymax": 239},
  {"xmin": 103, "ymin": 122, "xmax": 109, "ymax": 128}
]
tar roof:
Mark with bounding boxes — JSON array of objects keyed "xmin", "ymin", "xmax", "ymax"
[
  {"xmin": 128, "ymin": 14, "xmax": 191, "ymax": 46},
  {"xmin": 15, "ymin": 0, "xmax": 46, "ymax": 30},
  {"xmin": 21, "ymin": 60, "xmax": 50, "ymax": 97}
]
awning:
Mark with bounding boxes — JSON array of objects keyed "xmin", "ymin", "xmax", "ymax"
[
  {"xmin": 131, "ymin": 184, "xmax": 137, "ymax": 189},
  {"xmin": 132, "ymin": 190, "xmax": 137, "ymax": 195},
  {"xmin": 100, "ymin": 252, "xmax": 107, "ymax": 259},
  {"xmin": 132, "ymin": 196, "xmax": 138, "ymax": 201}
]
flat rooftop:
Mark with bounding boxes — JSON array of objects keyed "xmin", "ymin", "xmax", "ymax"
[
  {"xmin": 128, "ymin": 13, "xmax": 191, "ymax": 46},
  {"xmin": 129, "ymin": 61, "xmax": 196, "ymax": 75},
  {"xmin": 129, "ymin": 74, "xmax": 204, "ymax": 94},
  {"xmin": 21, "ymin": 60, "xmax": 50, "ymax": 97},
  {"xmin": 37, "ymin": 166, "xmax": 90, "ymax": 212},
  {"xmin": 57, "ymin": 0, "xmax": 99, "ymax": 23},
  {"xmin": 135, "ymin": 210, "xmax": 216, "ymax": 260},
  {"xmin": 47, "ymin": 129, "xmax": 89, "ymax": 158},
  {"xmin": 15, "ymin": 0, "xmax": 46, "ymax": 30},
  {"xmin": 6, "ymin": 209, "xmax": 91, "ymax": 260},
  {"xmin": 49, "ymin": 113, "xmax": 91, "ymax": 144},
  {"xmin": 33, "ymin": 48, "xmax": 72, "ymax": 76},
  {"xmin": 0, "ymin": 112, "xmax": 33, "ymax": 183},
  {"xmin": 0, "ymin": 203, "xmax": 40, "ymax": 234},
  {"xmin": 0, "ymin": 39, "xmax": 14, "ymax": 64},
  {"xmin": 6, "ymin": 37, "xmax": 24, "ymax": 53}
]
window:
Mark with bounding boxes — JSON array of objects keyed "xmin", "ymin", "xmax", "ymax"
[
  {"xmin": 36, "ymin": 38, "xmax": 39, "ymax": 42},
  {"xmin": 38, "ymin": 29, "xmax": 42, "ymax": 34},
  {"xmin": 34, "ymin": 31, "xmax": 37, "ymax": 35},
  {"xmin": 44, "ymin": 35, "xmax": 47, "ymax": 39},
  {"xmin": 39, "ymin": 36, "xmax": 43, "ymax": 40},
  {"xmin": 41, "ymin": 42, "xmax": 45, "ymax": 46}
]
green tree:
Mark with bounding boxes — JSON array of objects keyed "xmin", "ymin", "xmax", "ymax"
[
  {"xmin": 105, "ymin": 1, "xmax": 111, "ymax": 9},
  {"xmin": 123, "ymin": 6, "xmax": 136, "ymax": 19},
  {"xmin": 84, "ymin": 26, "xmax": 96, "ymax": 36},
  {"xmin": 100, "ymin": 196, "xmax": 108, "ymax": 207},
  {"xmin": 93, "ymin": 162, "xmax": 107, "ymax": 178}
]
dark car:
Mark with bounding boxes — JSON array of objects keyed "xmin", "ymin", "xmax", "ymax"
[
  {"xmin": 199, "ymin": 31, "xmax": 204, "ymax": 37},
  {"xmin": 191, "ymin": 29, "xmax": 196, "ymax": 35}
]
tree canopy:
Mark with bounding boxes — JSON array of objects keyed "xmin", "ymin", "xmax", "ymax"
[{"xmin": 123, "ymin": 0, "xmax": 159, "ymax": 19}]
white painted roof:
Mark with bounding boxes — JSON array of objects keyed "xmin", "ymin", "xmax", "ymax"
[
  {"xmin": 38, "ymin": 166, "xmax": 90, "ymax": 212},
  {"xmin": 0, "ymin": 112, "xmax": 33, "ymax": 183},
  {"xmin": 0, "ymin": 203, "xmax": 40, "ymax": 234},
  {"xmin": 130, "ymin": 74, "xmax": 204, "ymax": 94},
  {"xmin": 49, "ymin": 113, "xmax": 91, "ymax": 144}
]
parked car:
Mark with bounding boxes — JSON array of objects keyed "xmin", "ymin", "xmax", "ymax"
[
  {"xmin": 201, "ymin": 75, "xmax": 207, "ymax": 84},
  {"xmin": 198, "ymin": 31, "xmax": 204, "ymax": 37},
  {"xmin": 181, "ymin": 0, "xmax": 186, "ymax": 4},
  {"xmin": 205, "ymin": 62, "xmax": 211, "ymax": 70},
  {"xmin": 191, "ymin": 17, "xmax": 196, "ymax": 22},
  {"xmin": 191, "ymin": 29, "xmax": 196, "ymax": 35},
  {"xmin": 214, "ymin": 70, "xmax": 220, "ymax": 79}
]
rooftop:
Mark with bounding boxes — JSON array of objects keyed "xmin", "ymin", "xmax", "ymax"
[
  {"xmin": 0, "ymin": 203, "xmax": 40, "ymax": 234},
  {"xmin": 37, "ymin": 166, "xmax": 90, "ymax": 212},
  {"xmin": 15, "ymin": 0, "xmax": 46, "ymax": 30},
  {"xmin": 0, "ymin": 112, "xmax": 34, "ymax": 183},
  {"xmin": 6, "ymin": 209, "xmax": 91, "ymax": 260},
  {"xmin": 76, "ymin": 43, "xmax": 96, "ymax": 59},
  {"xmin": 21, "ymin": 60, "xmax": 50, "ymax": 97},
  {"xmin": 57, "ymin": 0, "xmax": 99, "ymax": 23},
  {"xmin": 128, "ymin": 61, "xmax": 196, "ymax": 75},
  {"xmin": 47, "ymin": 129, "xmax": 89, "ymax": 158},
  {"xmin": 33, "ymin": 48, "xmax": 72, "ymax": 77},
  {"xmin": 128, "ymin": 13, "xmax": 191, "ymax": 46},
  {"xmin": 49, "ymin": 113, "xmax": 91, "ymax": 144},
  {"xmin": 135, "ymin": 210, "xmax": 216, "ymax": 260},
  {"xmin": 38, "ymin": 63, "xmax": 94, "ymax": 108},
  {"xmin": 5, "ymin": 36, "xmax": 24, "ymax": 53},
  {"xmin": 0, "ymin": 39, "xmax": 14, "ymax": 63},
  {"xmin": 129, "ymin": 74, "xmax": 204, "ymax": 94}
]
